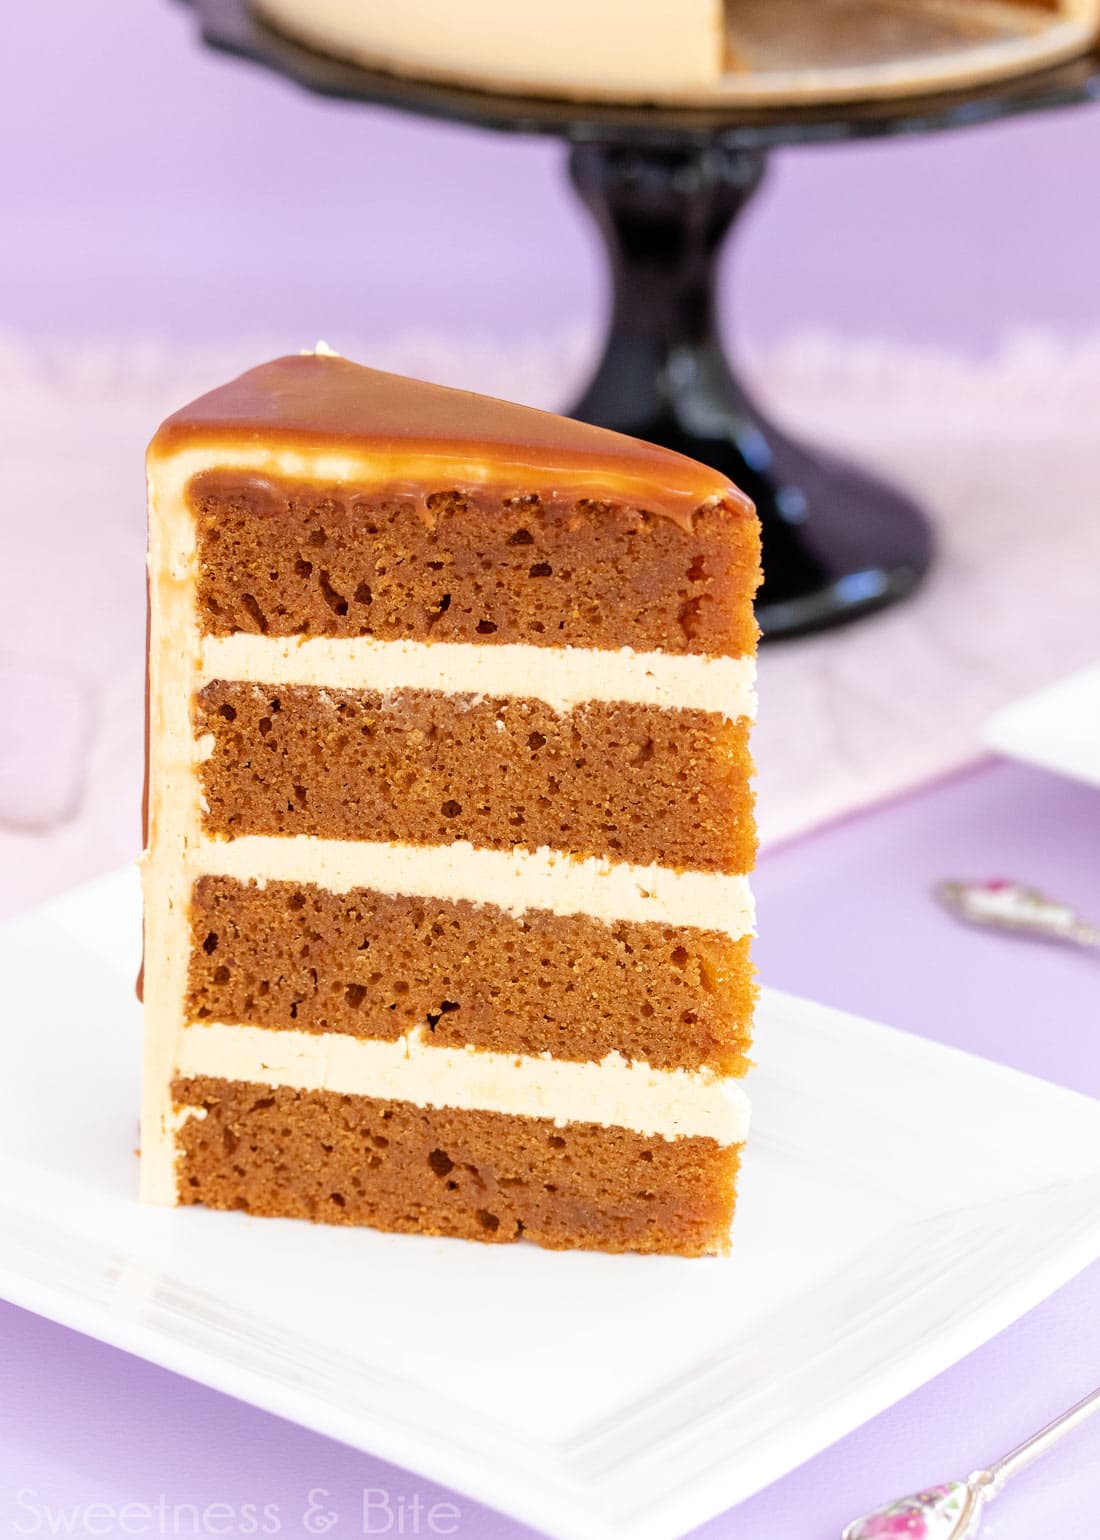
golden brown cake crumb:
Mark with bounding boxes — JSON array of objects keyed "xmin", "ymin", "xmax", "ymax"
[
  {"xmin": 195, "ymin": 683, "xmax": 755, "ymax": 874},
  {"xmin": 173, "ymin": 1077, "xmax": 742, "ymax": 1257},
  {"xmin": 187, "ymin": 877, "xmax": 755, "ymax": 1074},
  {"xmin": 192, "ymin": 478, "xmax": 759, "ymax": 657}
]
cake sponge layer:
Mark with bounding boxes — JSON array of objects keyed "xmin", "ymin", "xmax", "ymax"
[
  {"xmin": 191, "ymin": 476, "xmax": 759, "ymax": 657},
  {"xmin": 188, "ymin": 876, "xmax": 755, "ymax": 1074},
  {"xmin": 196, "ymin": 683, "xmax": 755, "ymax": 874},
  {"xmin": 172, "ymin": 1076, "xmax": 742, "ymax": 1255}
]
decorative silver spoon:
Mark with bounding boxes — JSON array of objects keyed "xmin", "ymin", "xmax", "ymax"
[
  {"xmin": 842, "ymin": 1383, "xmax": 1100, "ymax": 1539},
  {"xmin": 934, "ymin": 877, "xmax": 1100, "ymax": 951}
]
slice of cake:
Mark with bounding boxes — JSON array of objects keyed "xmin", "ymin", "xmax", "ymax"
[{"xmin": 142, "ymin": 351, "xmax": 760, "ymax": 1256}]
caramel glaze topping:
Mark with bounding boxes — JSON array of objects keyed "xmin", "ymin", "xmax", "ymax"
[{"xmin": 149, "ymin": 353, "xmax": 752, "ymax": 533}]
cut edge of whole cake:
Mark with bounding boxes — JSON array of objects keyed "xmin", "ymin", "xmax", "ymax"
[{"xmin": 142, "ymin": 350, "xmax": 760, "ymax": 1257}]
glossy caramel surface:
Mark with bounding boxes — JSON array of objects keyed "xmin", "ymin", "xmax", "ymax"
[{"xmin": 149, "ymin": 353, "xmax": 748, "ymax": 528}]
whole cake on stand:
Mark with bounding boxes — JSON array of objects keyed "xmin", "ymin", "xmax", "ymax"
[{"xmin": 252, "ymin": 0, "xmax": 1100, "ymax": 103}]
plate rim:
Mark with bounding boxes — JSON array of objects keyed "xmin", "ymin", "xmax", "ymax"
[
  {"xmin": 4, "ymin": 1182, "xmax": 1100, "ymax": 1540},
  {"xmin": 985, "ymin": 658, "xmax": 1100, "ymax": 787}
]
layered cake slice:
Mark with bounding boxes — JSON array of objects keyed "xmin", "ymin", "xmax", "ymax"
[{"xmin": 142, "ymin": 351, "xmax": 760, "ymax": 1256}]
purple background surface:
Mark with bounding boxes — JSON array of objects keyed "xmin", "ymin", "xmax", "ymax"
[
  {"xmin": 7, "ymin": 0, "xmax": 1100, "ymax": 353},
  {"xmin": 3, "ymin": 2, "xmax": 1100, "ymax": 1537}
]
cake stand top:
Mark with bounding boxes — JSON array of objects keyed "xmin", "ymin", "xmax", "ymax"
[{"xmin": 189, "ymin": 0, "xmax": 1100, "ymax": 149}]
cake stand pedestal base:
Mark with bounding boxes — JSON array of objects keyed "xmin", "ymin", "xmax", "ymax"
[{"xmin": 568, "ymin": 142, "xmax": 932, "ymax": 638}]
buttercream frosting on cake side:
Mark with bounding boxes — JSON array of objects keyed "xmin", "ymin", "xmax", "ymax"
[
  {"xmin": 174, "ymin": 1024, "xmax": 752, "ymax": 1144},
  {"xmin": 197, "ymin": 634, "xmax": 757, "ymax": 720}
]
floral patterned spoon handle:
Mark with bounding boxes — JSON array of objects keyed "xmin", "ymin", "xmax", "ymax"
[
  {"xmin": 933, "ymin": 878, "xmax": 1100, "ymax": 950},
  {"xmin": 843, "ymin": 1384, "xmax": 1100, "ymax": 1539}
]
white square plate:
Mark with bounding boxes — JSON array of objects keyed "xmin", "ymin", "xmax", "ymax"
[
  {"xmin": 985, "ymin": 660, "xmax": 1100, "ymax": 789},
  {"xmin": 3, "ymin": 869, "xmax": 1100, "ymax": 1540}
]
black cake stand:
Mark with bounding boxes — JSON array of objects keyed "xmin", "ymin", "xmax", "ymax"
[{"xmin": 185, "ymin": 0, "xmax": 1100, "ymax": 637}]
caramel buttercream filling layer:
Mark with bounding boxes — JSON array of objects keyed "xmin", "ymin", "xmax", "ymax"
[
  {"xmin": 174, "ymin": 1022, "xmax": 751, "ymax": 1144},
  {"xmin": 198, "ymin": 634, "xmax": 756, "ymax": 719},
  {"xmin": 191, "ymin": 835, "xmax": 755, "ymax": 937}
]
